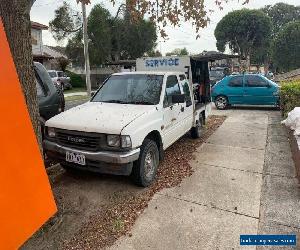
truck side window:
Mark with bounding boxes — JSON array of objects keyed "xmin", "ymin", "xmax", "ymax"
[
  {"xmin": 182, "ymin": 81, "xmax": 192, "ymax": 103},
  {"xmin": 164, "ymin": 75, "xmax": 181, "ymax": 107},
  {"xmin": 179, "ymin": 74, "xmax": 186, "ymax": 81}
]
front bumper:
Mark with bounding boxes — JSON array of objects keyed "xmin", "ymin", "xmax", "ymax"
[{"xmin": 43, "ymin": 140, "xmax": 140, "ymax": 175}]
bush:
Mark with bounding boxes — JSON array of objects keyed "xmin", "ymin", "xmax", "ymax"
[
  {"xmin": 280, "ymin": 80, "xmax": 300, "ymax": 117},
  {"xmin": 66, "ymin": 70, "xmax": 86, "ymax": 88}
]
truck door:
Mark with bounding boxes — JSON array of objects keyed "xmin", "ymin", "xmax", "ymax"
[
  {"xmin": 162, "ymin": 75, "xmax": 183, "ymax": 149},
  {"xmin": 179, "ymin": 74, "xmax": 194, "ymax": 134}
]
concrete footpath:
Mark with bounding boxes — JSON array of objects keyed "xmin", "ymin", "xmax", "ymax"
[{"xmin": 109, "ymin": 107, "xmax": 300, "ymax": 250}]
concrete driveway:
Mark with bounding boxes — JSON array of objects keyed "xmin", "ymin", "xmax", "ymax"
[{"xmin": 110, "ymin": 107, "xmax": 300, "ymax": 250}]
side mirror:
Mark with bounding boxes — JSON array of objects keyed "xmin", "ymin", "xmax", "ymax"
[
  {"xmin": 91, "ymin": 91, "xmax": 96, "ymax": 97},
  {"xmin": 172, "ymin": 94, "xmax": 185, "ymax": 104}
]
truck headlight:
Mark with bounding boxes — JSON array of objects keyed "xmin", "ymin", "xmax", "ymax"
[
  {"xmin": 121, "ymin": 135, "xmax": 132, "ymax": 148},
  {"xmin": 107, "ymin": 135, "xmax": 120, "ymax": 147},
  {"xmin": 47, "ymin": 127, "xmax": 56, "ymax": 138},
  {"xmin": 107, "ymin": 135, "xmax": 132, "ymax": 148}
]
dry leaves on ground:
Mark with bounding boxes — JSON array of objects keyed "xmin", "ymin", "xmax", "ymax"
[{"xmin": 64, "ymin": 115, "xmax": 226, "ymax": 249}]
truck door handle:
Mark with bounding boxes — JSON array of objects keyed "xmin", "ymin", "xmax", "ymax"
[{"xmin": 181, "ymin": 106, "xmax": 184, "ymax": 112}]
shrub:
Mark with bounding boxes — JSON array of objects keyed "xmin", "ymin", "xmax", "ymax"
[
  {"xmin": 280, "ymin": 80, "xmax": 300, "ymax": 117},
  {"xmin": 66, "ymin": 70, "xmax": 86, "ymax": 88}
]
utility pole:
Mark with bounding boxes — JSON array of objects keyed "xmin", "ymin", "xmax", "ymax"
[{"xmin": 81, "ymin": 2, "xmax": 92, "ymax": 96}]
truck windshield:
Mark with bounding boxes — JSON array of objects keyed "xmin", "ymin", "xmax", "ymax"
[{"xmin": 91, "ymin": 74, "xmax": 163, "ymax": 105}]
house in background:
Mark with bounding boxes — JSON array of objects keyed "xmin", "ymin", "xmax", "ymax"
[{"xmin": 31, "ymin": 21, "xmax": 68, "ymax": 70}]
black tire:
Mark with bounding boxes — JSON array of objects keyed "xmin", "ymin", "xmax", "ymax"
[
  {"xmin": 215, "ymin": 95, "xmax": 229, "ymax": 110},
  {"xmin": 131, "ymin": 139, "xmax": 159, "ymax": 187},
  {"xmin": 191, "ymin": 115, "xmax": 204, "ymax": 139},
  {"xmin": 61, "ymin": 163, "xmax": 79, "ymax": 173}
]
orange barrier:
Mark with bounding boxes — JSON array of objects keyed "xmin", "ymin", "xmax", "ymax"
[{"xmin": 0, "ymin": 19, "xmax": 57, "ymax": 249}]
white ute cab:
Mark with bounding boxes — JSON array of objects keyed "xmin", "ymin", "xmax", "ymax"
[{"xmin": 44, "ymin": 72, "xmax": 210, "ymax": 186}]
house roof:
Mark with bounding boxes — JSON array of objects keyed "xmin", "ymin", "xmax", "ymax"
[
  {"xmin": 31, "ymin": 21, "xmax": 48, "ymax": 30},
  {"xmin": 43, "ymin": 46, "xmax": 68, "ymax": 59}
]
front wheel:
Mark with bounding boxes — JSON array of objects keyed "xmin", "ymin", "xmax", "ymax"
[
  {"xmin": 215, "ymin": 95, "xmax": 228, "ymax": 110},
  {"xmin": 131, "ymin": 139, "xmax": 159, "ymax": 187}
]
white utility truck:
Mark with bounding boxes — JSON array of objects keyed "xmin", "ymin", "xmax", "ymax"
[{"xmin": 44, "ymin": 56, "xmax": 211, "ymax": 187}]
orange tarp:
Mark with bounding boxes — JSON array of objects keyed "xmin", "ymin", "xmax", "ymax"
[{"xmin": 0, "ymin": 19, "xmax": 57, "ymax": 249}]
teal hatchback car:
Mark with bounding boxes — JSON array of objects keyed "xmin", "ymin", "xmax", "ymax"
[{"xmin": 211, "ymin": 74, "xmax": 280, "ymax": 110}]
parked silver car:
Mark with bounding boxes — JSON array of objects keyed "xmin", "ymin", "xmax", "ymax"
[{"xmin": 48, "ymin": 70, "xmax": 72, "ymax": 90}]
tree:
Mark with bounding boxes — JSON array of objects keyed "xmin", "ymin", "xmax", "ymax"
[
  {"xmin": 65, "ymin": 31, "xmax": 85, "ymax": 67},
  {"xmin": 147, "ymin": 50, "xmax": 162, "ymax": 57},
  {"xmin": 51, "ymin": 3, "xmax": 157, "ymax": 64},
  {"xmin": 120, "ymin": 18, "xmax": 157, "ymax": 59},
  {"xmin": 166, "ymin": 47, "xmax": 189, "ymax": 56},
  {"xmin": 49, "ymin": 1, "xmax": 82, "ymax": 41},
  {"xmin": 0, "ymin": 0, "xmax": 41, "ymax": 147},
  {"xmin": 215, "ymin": 9, "xmax": 272, "ymax": 64},
  {"xmin": 0, "ymin": 0, "xmax": 240, "ymax": 144},
  {"xmin": 262, "ymin": 3, "xmax": 300, "ymax": 38},
  {"xmin": 251, "ymin": 3, "xmax": 300, "ymax": 66},
  {"xmin": 57, "ymin": 57, "xmax": 70, "ymax": 71},
  {"xmin": 272, "ymin": 21, "xmax": 300, "ymax": 72},
  {"xmin": 87, "ymin": 4, "xmax": 113, "ymax": 64}
]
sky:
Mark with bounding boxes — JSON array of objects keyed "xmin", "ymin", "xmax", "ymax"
[{"xmin": 30, "ymin": 0, "xmax": 299, "ymax": 55}]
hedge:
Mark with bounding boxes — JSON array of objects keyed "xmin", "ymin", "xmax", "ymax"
[
  {"xmin": 280, "ymin": 80, "xmax": 300, "ymax": 117},
  {"xmin": 66, "ymin": 70, "xmax": 86, "ymax": 88}
]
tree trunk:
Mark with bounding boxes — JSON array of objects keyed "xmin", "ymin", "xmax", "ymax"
[{"xmin": 0, "ymin": 0, "xmax": 42, "ymax": 148}]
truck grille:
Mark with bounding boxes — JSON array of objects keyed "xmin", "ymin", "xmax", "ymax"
[{"xmin": 56, "ymin": 129, "xmax": 102, "ymax": 151}]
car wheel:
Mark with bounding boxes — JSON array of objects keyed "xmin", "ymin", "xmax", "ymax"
[
  {"xmin": 215, "ymin": 95, "xmax": 228, "ymax": 110},
  {"xmin": 131, "ymin": 138, "xmax": 159, "ymax": 187},
  {"xmin": 191, "ymin": 115, "xmax": 204, "ymax": 139}
]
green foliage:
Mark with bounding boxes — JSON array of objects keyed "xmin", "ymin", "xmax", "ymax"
[
  {"xmin": 51, "ymin": 3, "xmax": 157, "ymax": 66},
  {"xmin": 262, "ymin": 3, "xmax": 300, "ymax": 38},
  {"xmin": 215, "ymin": 9, "xmax": 272, "ymax": 60},
  {"xmin": 65, "ymin": 31, "xmax": 85, "ymax": 67},
  {"xmin": 121, "ymin": 19, "xmax": 157, "ymax": 59},
  {"xmin": 166, "ymin": 47, "xmax": 189, "ymax": 56},
  {"xmin": 251, "ymin": 3, "xmax": 300, "ymax": 65},
  {"xmin": 57, "ymin": 57, "xmax": 70, "ymax": 71},
  {"xmin": 147, "ymin": 50, "xmax": 162, "ymax": 57},
  {"xmin": 272, "ymin": 21, "xmax": 300, "ymax": 72},
  {"xmin": 280, "ymin": 80, "xmax": 300, "ymax": 117},
  {"xmin": 65, "ymin": 70, "xmax": 86, "ymax": 88},
  {"xmin": 49, "ymin": 1, "xmax": 82, "ymax": 41},
  {"xmin": 88, "ymin": 5, "xmax": 112, "ymax": 65}
]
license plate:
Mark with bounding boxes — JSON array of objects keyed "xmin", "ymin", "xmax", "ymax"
[{"xmin": 66, "ymin": 151, "xmax": 86, "ymax": 165}]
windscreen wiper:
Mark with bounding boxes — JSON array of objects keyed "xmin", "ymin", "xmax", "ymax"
[
  {"xmin": 128, "ymin": 101, "xmax": 155, "ymax": 105},
  {"xmin": 101, "ymin": 100, "xmax": 126, "ymax": 103}
]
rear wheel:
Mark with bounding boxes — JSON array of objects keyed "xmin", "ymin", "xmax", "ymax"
[
  {"xmin": 191, "ymin": 115, "xmax": 204, "ymax": 139},
  {"xmin": 131, "ymin": 139, "xmax": 159, "ymax": 187},
  {"xmin": 215, "ymin": 95, "xmax": 228, "ymax": 110}
]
